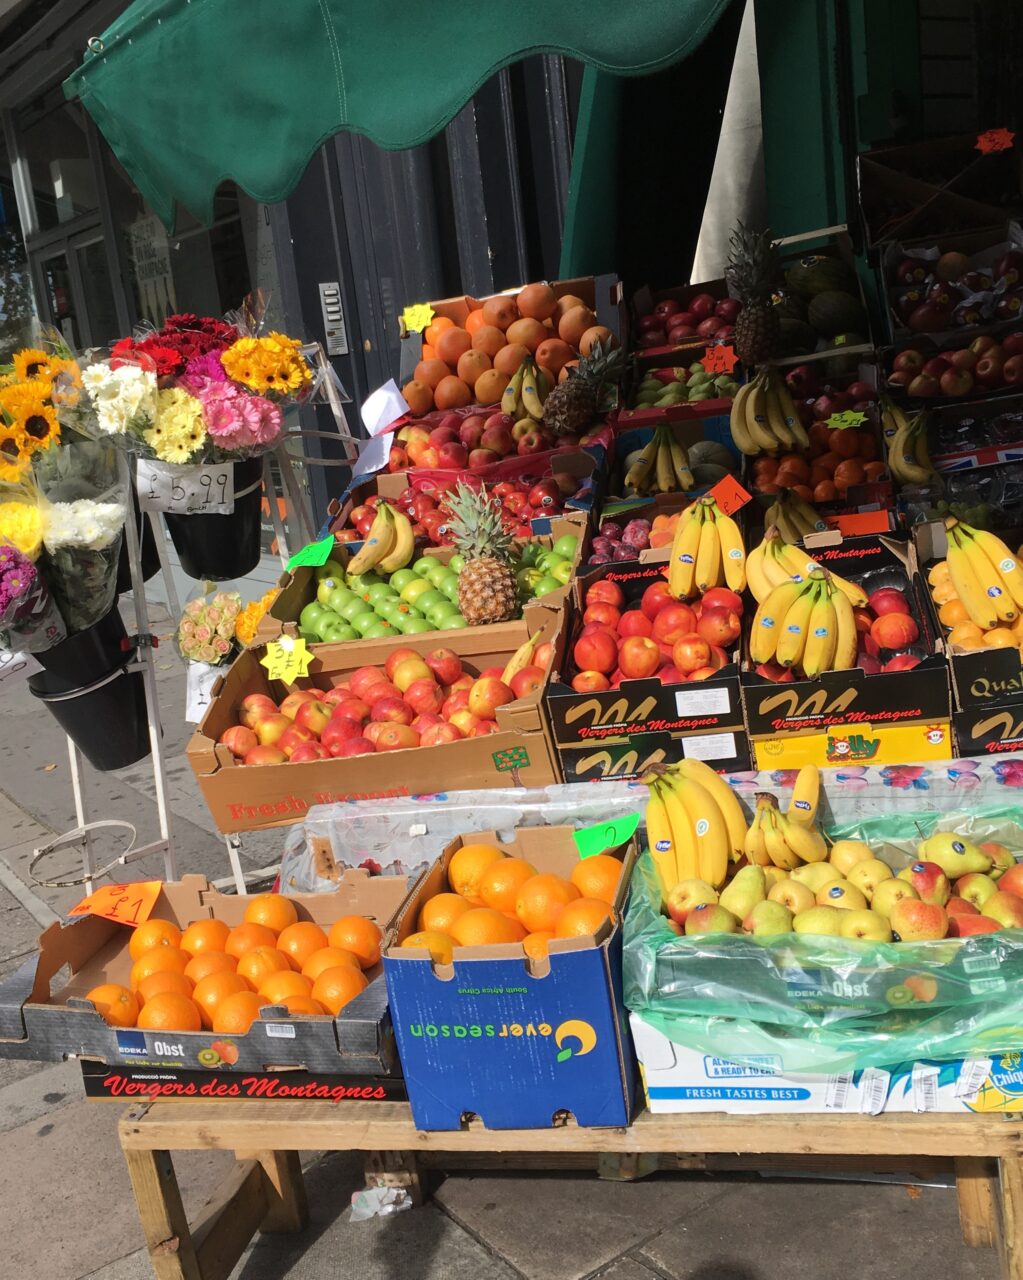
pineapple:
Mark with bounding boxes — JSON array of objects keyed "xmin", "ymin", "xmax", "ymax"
[
  {"xmin": 445, "ymin": 482, "xmax": 519, "ymax": 626},
  {"xmin": 543, "ymin": 338, "xmax": 625, "ymax": 436},
  {"xmin": 725, "ymin": 222, "xmax": 781, "ymax": 366}
]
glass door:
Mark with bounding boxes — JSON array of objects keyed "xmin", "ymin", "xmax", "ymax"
[
  {"xmin": 36, "ymin": 249, "xmax": 80, "ymax": 347},
  {"xmin": 33, "ymin": 233, "xmax": 121, "ymax": 349}
]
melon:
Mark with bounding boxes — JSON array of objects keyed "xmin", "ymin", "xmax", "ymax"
[
  {"xmin": 687, "ymin": 439, "xmax": 735, "ymax": 472},
  {"xmin": 778, "ymin": 317, "xmax": 818, "ymax": 356},
  {"xmin": 785, "ymin": 255, "xmax": 854, "ymax": 298},
  {"xmin": 806, "ymin": 291, "xmax": 866, "ymax": 338}
]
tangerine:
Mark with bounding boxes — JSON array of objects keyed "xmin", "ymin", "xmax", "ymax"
[
  {"xmin": 281, "ymin": 995, "xmax": 327, "ymax": 1016},
  {"xmin": 433, "ymin": 375, "xmax": 472, "ymax": 410},
  {"xmin": 522, "ymin": 931, "xmax": 554, "ymax": 963},
  {"xmin": 86, "ymin": 982, "xmax": 139, "ymax": 1028},
  {"xmin": 236, "ymin": 945, "xmax": 291, "ymax": 989},
  {"xmin": 212, "ymin": 991, "xmax": 269, "ymax": 1035},
  {"xmin": 474, "ymin": 369, "xmax": 509, "ymax": 405},
  {"xmin": 984, "ymin": 628, "xmax": 1018, "ymax": 649},
  {"xmin": 424, "ymin": 316, "xmax": 454, "ymax": 347},
  {"xmin": 179, "ymin": 919, "xmax": 230, "ymax": 957},
  {"xmin": 450, "ymin": 908, "xmax": 525, "ymax": 947},
  {"xmin": 128, "ymin": 919, "xmax": 182, "ymax": 963},
  {"xmin": 414, "ymin": 357, "xmax": 451, "ymax": 390},
  {"xmin": 938, "ymin": 598, "xmax": 969, "ymax": 627},
  {"xmin": 928, "ymin": 562, "xmax": 951, "ymax": 587},
  {"xmin": 277, "ymin": 921, "xmax": 329, "ymax": 970},
  {"xmin": 185, "ymin": 950, "xmax": 237, "ymax": 985},
  {"xmin": 258, "ymin": 970, "xmax": 314, "ymax": 1004},
  {"xmin": 515, "ymin": 874, "xmax": 580, "ymax": 933},
  {"xmin": 327, "ymin": 916, "xmax": 382, "ymax": 969},
  {"xmin": 136, "ymin": 971, "xmax": 194, "ymax": 1005},
  {"xmin": 570, "ymin": 854, "xmax": 622, "ymax": 905},
  {"xmin": 479, "ymin": 857, "xmax": 537, "ymax": 913},
  {"xmin": 311, "ymin": 966, "xmax": 368, "ymax": 1015},
  {"xmin": 464, "ymin": 308, "xmax": 487, "ymax": 336},
  {"xmin": 130, "ymin": 947, "xmax": 189, "ymax": 991},
  {"xmin": 448, "ymin": 843, "xmax": 505, "ymax": 902},
  {"xmin": 401, "ymin": 379, "xmax": 433, "ymax": 416},
  {"xmin": 947, "ymin": 621, "xmax": 985, "ymax": 650},
  {"xmin": 419, "ymin": 892, "xmax": 472, "ymax": 934},
  {"xmin": 193, "ymin": 971, "xmax": 250, "ymax": 1029},
  {"xmin": 554, "ymin": 897, "xmax": 616, "ymax": 939},
  {"xmin": 401, "ymin": 930, "xmax": 454, "ymax": 964},
  {"xmin": 137, "ymin": 992, "xmax": 201, "ymax": 1032},
  {"xmin": 243, "ymin": 893, "xmax": 298, "ymax": 935},
  {"xmin": 225, "ymin": 922, "xmax": 278, "ymax": 960},
  {"xmin": 301, "ymin": 947, "xmax": 361, "ymax": 982},
  {"xmin": 931, "ymin": 581, "xmax": 959, "ymax": 606},
  {"xmin": 434, "ymin": 326, "xmax": 472, "ymax": 366}
]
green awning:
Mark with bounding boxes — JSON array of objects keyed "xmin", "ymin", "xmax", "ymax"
[{"xmin": 64, "ymin": 0, "xmax": 732, "ymax": 229}]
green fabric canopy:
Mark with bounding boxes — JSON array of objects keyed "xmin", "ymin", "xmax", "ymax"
[{"xmin": 64, "ymin": 0, "xmax": 732, "ymax": 228}]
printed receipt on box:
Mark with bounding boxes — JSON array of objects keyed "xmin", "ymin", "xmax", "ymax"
[
  {"xmin": 675, "ymin": 686, "xmax": 731, "ymax": 717},
  {"xmin": 682, "ymin": 733, "xmax": 736, "ymax": 762}
]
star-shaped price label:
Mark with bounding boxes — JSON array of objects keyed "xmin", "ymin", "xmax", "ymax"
[
  {"xmin": 401, "ymin": 303, "xmax": 435, "ymax": 334},
  {"xmin": 261, "ymin": 636, "xmax": 313, "ymax": 683},
  {"xmin": 976, "ymin": 128, "xmax": 1015, "ymax": 155},
  {"xmin": 701, "ymin": 344, "xmax": 738, "ymax": 374},
  {"xmin": 827, "ymin": 409, "xmax": 867, "ymax": 430}
]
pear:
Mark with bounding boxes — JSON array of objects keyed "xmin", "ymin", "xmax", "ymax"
[
  {"xmin": 790, "ymin": 863, "xmax": 843, "ymax": 894},
  {"xmin": 744, "ymin": 900, "xmax": 793, "ymax": 937},
  {"xmin": 793, "ymin": 905, "xmax": 843, "ymax": 936},
  {"xmin": 828, "ymin": 839, "xmax": 873, "ymax": 877},
  {"xmin": 719, "ymin": 866, "xmax": 766, "ymax": 920},
  {"xmin": 916, "ymin": 832, "xmax": 992, "ymax": 878}
]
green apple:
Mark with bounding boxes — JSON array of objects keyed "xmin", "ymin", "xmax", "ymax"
[
  {"xmin": 551, "ymin": 560, "xmax": 574, "ymax": 586},
  {"xmin": 316, "ymin": 576, "xmax": 344, "ymax": 605},
  {"xmin": 365, "ymin": 621, "xmax": 397, "ymax": 638},
  {"xmin": 347, "ymin": 570, "xmax": 381, "ymax": 593},
  {"xmin": 426, "ymin": 600, "xmax": 459, "ymax": 628},
  {"xmin": 413, "ymin": 556, "xmax": 439, "ymax": 577},
  {"xmin": 299, "ymin": 602, "xmax": 326, "ymax": 631},
  {"xmin": 376, "ymin": 600, "xmax": 406, "ymax": 624},
  {"xmin": 351, "ymin": 612, "xmax": 380, "ymax": 636},
  {"xmin": 400, "ymin": 578, "xmax": 434, "ymax": 607},
  {"xmin": 440, "ymin": 614, "xmax": 468, "ymax": 629},
  {"xmin": 532, "ymin": 575, "xmax": 561, "ymax": 597},
  {"xmin": 519, "ymin": 543, "xmax": 542, "ymax": 568},
  {"xmin": 313, "ymin": 610, "xmax": 343, "ymax": 640},
  {"xmin": 340, "ymin": 597, "xmax": 369, "ymax": 622},
  {"xmin": 399, "ymin": 616, "xmax": 433, "ymax": 634},
  {"xmin": 433, "ymin": 569, "xmax": 458, "ymax": 591},
  {"xmin": 552, "ymin": 534, "xmax": 578, "ymax": 560},
  {"xmin": 412, "ymin": 588, "xmax": 445, "ymax": 615},
  {"xmin": 516, "ymin": 567, "xmax": 543, "ymax": 594},
  {"xmin": 424, "ymin": 563, "xmax": 451, "ymax": 587},
  {"xmin": 447, "ymin": 554, "xmax": 465, "ymax": 574},
  {"xmin": 366, "ymin": 583, "xmax": 398, "ymax": 604},
  {"xmin": 440, "ymin": 578, "xmax": 461, "ymax": 603},
  {"xmin": 389, "ymin": 568, "xmax": 417, "ymax": 592},
  {"xmin": 299, "ymin": 629, "xmax": 319, "ymax": 644},
  {"xmin": 539, "ymin": 552, "xmax": 566, "ymax": 576},
  {"xmin": 326, "ymin": 586, "xmax": 358, "ymax": 613},
  {"xmin": 314, "ymin": 559, "xmax": 346, "ymax": 581},
  {"xmin": 319, "ymin": 621, "xmax": 357, "ymax": 643}
]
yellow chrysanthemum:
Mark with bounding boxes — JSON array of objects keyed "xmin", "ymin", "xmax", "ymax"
[
  {"xmin": 0, "ymin": 380, "xmax": 60, "ymax": 452},
  {"xmin": 221, "ymin": 333, "xmax": 312, "ymax": 396},
  {"xmin": 0, "ymin": 500, "xmax": 43, "ymax": 559},
  {"xmin": 143, "ymin": 387, "xmax": 207, "ymax": 464}
]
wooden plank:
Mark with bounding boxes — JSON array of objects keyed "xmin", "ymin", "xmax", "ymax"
[
  {"xmin": 248, "ymin": 1150, "xmax": 308, "ymax": 1233},
  {"xmin": 956, "ymin": 1157, "xmax": 998, "ymax": 1249},
  {"xmin": 123, "ymin": 1149, "xmax": 201, "ymax": 1280},
  {"xmin": 192, "ymin": 1160, "xmax": 269, "ymax": 1280},
  {"xmin": 1000, "ymin": 1157, "xmax": 1023, "ymax": 1280},
  {"xmin": 118, "ymin": 1101, "xmax": 1023, "ymax": 1160}
]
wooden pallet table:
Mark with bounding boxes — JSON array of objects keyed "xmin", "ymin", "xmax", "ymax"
[{"xmin": 118, "ymin": 1099, "xmax": 1021, "ymax": 1280}]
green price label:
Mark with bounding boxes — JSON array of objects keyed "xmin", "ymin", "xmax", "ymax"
[
  {"xmin": 287, "ymin": 535, "xmax": 336, "ymax": 571},
  {"xmin": 573, "ymin": 813, "xmax": 641, "ymax": 859},
  {"xmin": 827, "ymin": 409, "xmax": 867, "ymax": 430}
]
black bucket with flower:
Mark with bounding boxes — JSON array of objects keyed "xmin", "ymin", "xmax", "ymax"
[{"xmin": 163, "ymin": 456, "xmax": 264, "ymax": 581}]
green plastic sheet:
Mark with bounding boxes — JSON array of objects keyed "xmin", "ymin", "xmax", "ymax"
[
  {"xmin": 64, "ymin": 0, "xmax": 732, "ymax": 228},
  {"xmin": 624, "ymin": 806, "xmax": 1023, "ymax": 1074}
]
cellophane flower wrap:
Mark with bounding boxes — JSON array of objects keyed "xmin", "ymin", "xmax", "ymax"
[
  {"xmin": 55, "ymin": 352, "xmax": 158, "ymax": 451},
  {"xmin": 0, "ymin": 341, "xmax": 81, "ymax": 485},
  {"xmin": 177, "ymin": 588, "xmax": 242, "ymax": 665},
  {"xmin": 0, "ymin": 541, "xmax": 66, "ymax": 653}
]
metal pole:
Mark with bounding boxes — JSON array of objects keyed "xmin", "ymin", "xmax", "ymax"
[{"xmin": 66, "ymin": 737, "xmax": 95, "ymax": 894}]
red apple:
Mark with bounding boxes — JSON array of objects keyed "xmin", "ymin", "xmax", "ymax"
[
  {"xmin": 349, "ymin": 665, "xmax": 389, "ymax": 698},
  {"xmin": 940, "ymin": 368, "xmax": 973, "ymax": 396},
  {"xmin": 289, "ymin": 742, "xmax": 331, "ymax": 762},
  {"xmin": 618, "ymin": 636, "xmax": 661, "ymax": 680},
  {"xmin": 641, "ymin": 581, "xmax": 675, "ymax": 621},
  {"xmin": 402, "ymin": 678, "xmax": 443, "ymax": 716},
  {"xmin": 652, "ymin": 603, "xmax": 697, "ymax": 647},
  {"xmin": 438, "ymin": 442, "xmax": 468, "ymax": 468},
  {"xmin": 238, "ymin": 693, "xmax": 278, "ymax": 730},
  {"xmin": 481, "ymin": 425, "xmax": 513, "ymax": 456},
  {"xmin": 294, "ymin": 699, "xmax": 331, "ymax": 737},
  {"xmin": 696, "ymin": 607, "xmax": 741, "ymax": 648},
  {"xmin": 219, "ymin": 725, "xmax": 258, "ymax": 758},
  {"xmin": 331, "ymin": 736, "xmax": 376, "ymax": 757},
  {"xmin": 469, "ymin": 448, "xmax": 499, "ymax": 470},
  {"xmin": 421, "ymin": 722, "xmax": 463, "ymax": 746},
  {"xmin": 424, "ymin": 647, "xmax": 462, "ymax": 685},
  {"xmin": 278, "ymin": 723, "xmax": 316, "ymax": 758},
  {"xmin": 571, "ymin": 670, "xmax": 611, "ymax": 692},
  {"xmin": 279, "ymin": 690, "xmax": 317, "ymax": 720},
  {"xmin": 1004, "ymin": 354, "xmax": 1023, "ymax": 385},
  {"xmin": 429, "ymin": 425, "xmax": 459, "ymax": 447},
  {"xmin": 867, "ymin": 588, "xmax": 910, "ymax": 617},
  {"xmin": 392, "ymin": 656, "xmax": 432, "ymax": 692},
  {"xmin": 321, "ymin": 717, "xmax": 362, "ymax": 754},
  {"xmin": 672, "ymin": 633, "xmax": 712, "ymax": 674},
  {"xmin": 255, "ymin": 714, "xmax": 293, "ymax": 747},
  {"xmin": 893, "ymin": 350, "xmax": 925, "ymax": 375},
  {"xmin": 329, "ymin": 697, "xmax": 369, "ymax": 724},
  {"xmin": 459, "ymin": 421, "xmax": 484, "ymax": 450},
  {"xmin": 371, "ymin": 696, "xmax": 414, "ymax": 725},
  {"xmin": 509, "ymin": 665, "xmax": 546, "ymax": 699},
  {"xmin": 362, "ymin": 680, "xmax": 402, "ymax": 708},
  {"xmin": 373, "ymin": 724, "xmax": 420, "ymax": 751},
  {"xmin": 243, "ymin": 745, "xmax": 287, "ymax": 766},
  {"xmin": 468, "ymin": 676, "xmax": 515, "ymax": 720},
  {"xmin": 448, "ymin": 708, "xmax": 482, "ymax": 737},
  {"xmin": 975, "ymin": 353, "xmax": 1005, "ymax": 387}
]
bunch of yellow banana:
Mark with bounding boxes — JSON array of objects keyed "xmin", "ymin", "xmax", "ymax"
[
  {"xmin": 644, "ymin": 758, "xmax": 749, "ymax": 898},
  {"xmin": 729, "ymin": 365, "xmax": 810, "ymax": 457},
  {"xmin": 667, "ymin": 496, "xmax": 746, "ymax": 598},
  {"xmin": 763, "ymin": 490, "xmax": 825, "ymax": 544},
  {"xmin": 502, "ymin": 358, "xmax": 553, "ymax": 423},
  {"xmin": 944, "ymin": 517, "xmax": 1023, "ymax": 629},
  {"xmin": 624, "ymin": 423, "xmax": 694, "ymax": 493},
  {"xmin": 345, "ymin": 503, "xmax": 415, "ymax": 575},
  {"xmin": 881, "ymin": 397, "xmax": 939, "ymax": 487},
  {"xmin": 746, "ymin": 527, "xmax": 868, "ymax": 607},
  {"xmin": 749, "ymin": 568, "xmax": 858, "ymax": 676},
  {"xmin": 743, "ymin": 780, "xmax": 828, "ymax": 871}
]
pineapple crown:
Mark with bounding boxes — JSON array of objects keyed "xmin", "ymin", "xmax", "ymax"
[
  {"xmin": 725, "ymin": 222, "xmax": 780, "ymax": 304},
  {"xmin": 562, "ymin": 338, "xmax": 626, "ymax": 395},
  {"xmin": 445, "ymin": 481, "xmax": 516, "ymax": 565}
]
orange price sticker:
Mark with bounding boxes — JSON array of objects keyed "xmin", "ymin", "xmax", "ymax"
[
  {"xmin": 976, "ymin": 128, "xmax": 1015, "ymax": 155},
  {"xmin": 68, "ymin": 881, "xmax": 162, "ymax": 927},
  {"xmin": 707, "ymin": 474, "xmax": 752, "ymax": 516},
  {"xmin": 701, "ymin": 344, "xmax": 738, "ymax": 374}
]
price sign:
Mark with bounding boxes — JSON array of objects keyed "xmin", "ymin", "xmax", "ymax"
[
  {"xmin": 137, "ymin": 460, "xmax": 235, "ymax": 515},
  {"xmin": 287, "ymin": 535, "xmax": 337, "ymax": 571},
  {"xmin": 976, "ymin": 127, "xmax": 1015, "ymax": 154},
  {"xmin": 573, "ymin": 813, "xmax": 641, "ymax": 859},
  {"xmin": 0, "ymin": 648, "xmax": 40, "ymax": 692},
  {"xmin": 827, "ymin": 409, "xmax": 867, "ymax": 430},
  {"xmin": 401, "ymin": 303, "xmax": 435, "ymax": 334},
  {"xmin": 68, "ymin": 881, "xmax": 162, "ymax": 926},
  {"xmin": 701, "ymin": 344, "xmax": 738, "ymax": 374},
  {"xmin": 261, "ymin": 636, "xmax": 313, "ymax": 683},
  {"xmin": 185, "ymin": 661, "xmax": 219, "ymax": 724},
  {"xmin": 707, "ymin": 474, "xmax": 753, "ymax": 516}
]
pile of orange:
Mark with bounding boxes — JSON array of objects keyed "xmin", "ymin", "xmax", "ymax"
[
  {"xmin": 85, "ymin": 894, "xmax": 383, "ymax": 1034},
  {"xmin": 401, "ymin": 845, "xmax": 621, "ymax": 963}
]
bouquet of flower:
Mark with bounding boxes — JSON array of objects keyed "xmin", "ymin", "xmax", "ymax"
[
  {"xmin": 0, "ymin": 344, "xmax": 80, "ymax": 485},
  {"xmin": 234, "ymin": 588, "xmax": 279, "ymax": 647},
  {"xmin": 0, "ymin": 491, "xmax": 43, "ymax": 559},
  {"xmin": 112, "ymin": 313, "xmax": 239, "ymax": 381},
  {"xmin": 0, "ymin": 542, "xmax": 66, "ymax": 653},
  {"xmin": 178, "ymin": 590, "xmax": 242, "ymax": 664},
  {"xmin": 54, "ymin": 353, "xmax": 158, "ymax": 449}
]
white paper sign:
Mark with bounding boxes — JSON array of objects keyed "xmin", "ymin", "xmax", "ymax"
[
  {"xmin": 353, "ymin": 431, "xmax": 394, "ymax": 482},
  {"xmin": 681, "ymin": 732, "xmax": 737, "ymax": 761},
  {"xmin": 184, "ymin": 661, "xmax": 219, "ymax": 724},
  {"xmin": 138, "ymin": 460, "xmax": 235, "ymax": 515},
  {"xmin": 675, "ymin": 686, "xmax": 732, "ymax": 717},
  {"xmin": 0, "ymin": 648, "xmax": 41, "ymax": 691},
  {"xmin": 360, "ymin": 379, "xmax": 409, "ymax": 437}
]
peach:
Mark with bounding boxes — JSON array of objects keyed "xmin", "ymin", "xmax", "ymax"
[
  {"xmin": 573, "ymin": 630, "xmax": 618, "ymax": 675},
  {"xmin": 255, "ymin": 714, "xmax": 293, "ymax": 747},
  {"xmin": 652, "ymin": 603, "xmax": 697, "ymax": 646},
  {"xmin": 870, "ymin": 612, "xmax": 920, "ymax": 650},
  {"xmin": 374, "ymin": 724, "xmax": 420, "ymax": 751},
  {"xmin": 404, "ymin": 678, "xmax": 444, "ymax": 716},
  {"xmin": 697, "ymin": 607, "xmax": 741, "ymax": 648},
  {"xmin": 673, "ymin": 634, "xmax": 712, "ymax": 675},
  {"xmin": 618, "ymin": 636, "xmax": 661, "ymax": 680},
  {"xmin": 585, "ymin": 580, "xmax": 626, "ymax": 608},
  {"xmin": 641, "ymin": 582, "xmax": 675, "ymax": 621},
  {"xmin": 219, "ymin": 726, "xmax": 258, "ymax": 759},
  {"xmin": 572, "ymin": 671, "xmax": 611, "ymax": 693},
  {"xmin": 583, "ymin": 602, "xmax": 621, "ymax": 630},
  {"xmin": 243, "ymin": 745, "xmax": 287, "ymax": 766},
  {"xmin": 617, "ymin": 611, "xmax": 653, "ymax": 638},
  {"xmin": 468, "ymin": 676, "xmax": 515, "ymax": 721},
  {"xmin": 392, "ymin": 656, "xmax": 432, "ymax": 692}
]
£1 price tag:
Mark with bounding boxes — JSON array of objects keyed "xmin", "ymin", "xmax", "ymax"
[
  {"xmin": 261, "ymin": 636, "xmax": 313, "ymax": 683},
  {"xmin": 401, "ymin": 303, "xmax": 435, "ymax": 334},
  {"xmin": 827, "ymin": 409, "xmax": 867, "ymax": 430},
  {"xmin": 700, "ymin": 344, "xmax": 738, "ymax": 374},
  {"xmin": 707, "ymin": 474, "xmax": 753, "ymax": 516},
  {"xmin": 976, "ymin": 127, "xmax": 1015, "ymax": 154},
  {"xmin": 184, "ymin": 661, "xmax": 219, "ymax": 724},
  {"xmin": 137, "ymin": 460, "xmax": 235, "ymax": 515},
  {"xmin": 573, "ymin": 813, "xmax": 641, "ymax": 859},
  {"xmin": 68, "ymin": 881, "xmax": 163, "ymax": 927}
]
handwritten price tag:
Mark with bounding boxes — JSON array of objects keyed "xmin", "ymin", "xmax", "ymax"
[
  {"xmin": 0, "ymin": 648, "xmax": 40, "ymax": 692},
  {"xmin": 707, "ymin": 475, "xmax": 753, "ymax": 516},
  {"xmin": 68, "ymin": 881, "xmax": 162, "ymax": 927},
  {"xmin": 401, "ymin": 303, "xmax": 435, "ymax": 334},
  {"xmin": 261, "ymin": 636, "xmax": 313, "ymax": 683},
  {"xmin": 185, "ymin": 661, "xmax": 219, "ymax": 724},
  {"xmin": 138, "ymin": 460, "xmax": 234, "ymax": 515},
  {"xmin": 976, "ymin": 127, "xmax": 1015, "ymax": 154},
  {"xmin": 287, "ymin": 535, "xmax": 337, "ymax": 571},
  {"xmin": 827, "ymin": 409, "xmax": 867, "ymax": 430},
  {"xmin": 573, "ymin": 813, "xmax": 641, "ymax": 859},
  {"xmin": 701, "ymin": 344, "xmax": 738, "ymax": 374}
]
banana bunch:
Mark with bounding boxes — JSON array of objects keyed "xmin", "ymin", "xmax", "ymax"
[
  {"xmin": 749, "ymin": 568, "xmax": 858, "ymax": 676},
  {"xmin": 502, "ymin": 359, "xmax": 553, "ymax": 423},
  {"xmin": 729, "ymin": 365, "xmax": 811, "ymax": 457},
  {"xmin": 747, "ymin": 527, "xmax": 868, "ymax": 607},
  {"xmin": 668, "ymin": 496, "xmax": 746, "ymax": 598},
  {"xmin": 763, "ymin": 490, "xmax": 825, "ymax": 544},
  {"xmin": 944, "ymin": 517, "xmax": 1023, "ymax": 629},
  {"xmin": 345, "ymin": 503, "xmax": 415, "ymax": 575},
  {"xmin": 644, "ymin": 758, "xmax": 749, "ymax": 898},
  {"xmin": 743, "ymin": 777, "xmax": 828, "ymax": 871},
  {"xmin": 882, "ymin": 398, "xmax": 939, "ymax": 488},
  {"xmin": 624, "ymin": 423, "xmax": 694, "ymax": 494}
]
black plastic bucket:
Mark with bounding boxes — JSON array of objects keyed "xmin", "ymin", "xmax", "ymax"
[
  {"xmin": 33, "ymin": 607, "xmax": 131, "ymax": 684},
  {"xmin": 163, "ymin": 457, "xmax": 263, "ymax": 581},
  {"xmin": 28, "ymin": 664, "xmax": 151, "ymax": 772}
]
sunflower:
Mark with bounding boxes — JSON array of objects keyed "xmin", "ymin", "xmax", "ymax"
[
  {"xmin": 0, "ymin": 424, "xmax": 30, "ymax": 483},
  {"xmin": 12, "ymin": 348, "xmax": 55, "ymax": 382},
  {"xmin": 0, "ymin": 381, "xmax": 60, "ymax": 452}
]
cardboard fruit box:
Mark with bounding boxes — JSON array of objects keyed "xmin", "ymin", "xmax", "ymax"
[
  {"xmin": 189, "ymin": 612, "xmax": 564, "ymax": 834},
  {"xmin": 0, "ymin": 872, "xmax": 410, "ymax": 1078},
  {"xmin": 557, "ymin": 727, "xmax": 750, "ymax": 784},
  {"xmin": 383, "ymin": 826, "xmax": 638, "ymax": 1130}
]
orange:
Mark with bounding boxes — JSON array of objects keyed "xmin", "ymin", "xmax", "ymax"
[
  {"xmin": 984, "ymin": 628, "xmax": 1017, "ymax": 649},
  {"xmin": 128, "ymin": 919, "xmax": 182, "ymax": 963},
  {"xmin": 277, "ymin": 921, "xmax": 329, "ymax": 970},
  {"xmin": 456, "ymin": 348, "xmax": 491, "ymax": 388},
  {"xmin": 522, "ymin": 931, "xmax": 554, "ymax": 963},
  {"xmin": 570, "ymin": 854, "xmax": 622, "ymax": 905},
  {"xmin": 225, "ymin": 921, "xmax": 278, "ymax": 960},
  {"xmin": 937, "ymin": 597, "xmax": 968, "ymax": 626},
  {"xmin": 179, "ymin": 919, "xmax": 230, "ymax": 957},
  {"xmin": 327, "ymin": 916, "xmax": 382, "ymax": 969},
  {"xmin": 928, "ymin": 561, "xmax": 951, "ymax": 587},
  {"xmin": 419, "ymin": 892, "xmax": 472, "ymax": 934},
  {"xmin": 947, "ymin": 621, "xmax": 985, "ymax": 650},
  {"xmin": 136, "ymin": 971, "xmax": 194, "ymax": 1005},
  {"xmin": 931, "ymin": 581, "xmax": 959, "ymax": 607},
  {"xmin": 473, "ymin": 369, "xmax": 509, "ymax": 405},
  {"xmin": 448, "ymin": 843, "xmax": 505, "ymax": 902},
  {"xmin": 401, "ymin": 930, "xmax": 454, "ymax": 964},
  {"xmin": 464, "ymin": 308, "xmax": 487, "ymax": 336},
  {"xmin": 302, "ymin": 947, "xmax": 360, "ymax": 982},
  {"xmin": 515, "ymin": 874, "xmax": 580, "ymax": 933},
  {"xmin": 212, "ymin": 991, "xmax": 269, "ymax": 1035},
  {"xmin": 414, "ymin": 357, "xmax": 452, "ymax": 390},
  {"xmin": 479, "ymin": 858, "xmax": 537, "ymax": 913},
  {"xmin": 86, "ymin": 982, "xmax": 139, "ymax": 1028},
  {"xmin": 185, "ymin": 950, "xmax": 237, "ymax": 985},
  {"xmin": 243, "ymin": 892, "xmax": 299, "ymax": 935},
  {"xmin": 471, "ymin": 324, "xmax": 507, "ymax": 358},
  {"xmin": 433, "ymin": 375, "xmax": 471, "ymax": 410},
  {"xmin": 434, "ymin": 327, "xmax": 472, "ymax": 366},
  {"xmin": 137, "ymin": 992, "xmax": 201, "ymax": 1032},
  {"xmin": 401, "ymin": 379, "xmax": 434, "ymax": 416},
  {"xmin": 311, "ymin": 966, "xmax": 368, "ymax": 1015},
  {"xmin": 130, "ymin": 947, "xmax": 189, "ymax": 991},
  {"xmin": 258, "ymin": 970, "xmax": 313, "ymax": 1004},
  {"xmin": 450, "ymin": 908, "xmax": 526, "ymax": 947},
  {"xmin": 236, "ymin": 945, "xmax": 291, "ymax": 989},
  {"xmin": 281, "ymin": 995, "xmax": 327, "ymax": 1016},
  {"xmin": 192, "ymin": 971, "xmax": 250, "ymax": 1029},
  {"xmin": 554, "ymin": 897, "xmax": 616, "ymax": 939},
  {"xmin": 424, "ymin": 315, "xmax": 455, "ymax": 348}
]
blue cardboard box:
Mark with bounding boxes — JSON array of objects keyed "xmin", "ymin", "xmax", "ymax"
[{"xmin": 384, "ymin": 827, "xmax": 638, "ymax": 1130}]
